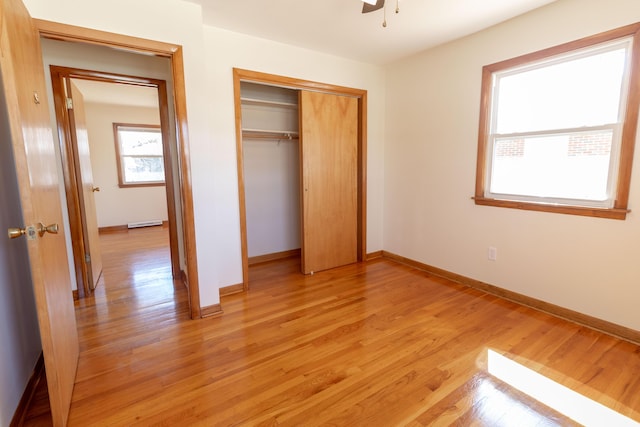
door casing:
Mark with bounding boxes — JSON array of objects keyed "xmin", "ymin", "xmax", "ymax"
[
  {"xmin": 38, "ymin": 19, "xmax": 202, "ymax": 319},
  {"xmin": 233, "ymin": 68, "xmax": 368, "ymax": 290},
  {"xmin": 50, "ymin": 66, "xmax": 177, "ymax": 299}
]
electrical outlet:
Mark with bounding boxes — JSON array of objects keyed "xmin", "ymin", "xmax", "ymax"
[{"xmin": 488, "ymin": 246, "xmax": 497, "ymax": 261}]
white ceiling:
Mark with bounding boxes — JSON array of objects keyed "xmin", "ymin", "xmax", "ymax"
[
  {"xmin": 71, "ymin": 79, "xmax": 160, "ymax": 108},
  {"xmin": 71, "ymin": 0, "xmax": 558, "ymax": 103},
  {"xmin": 184, "ymin": 0, "xmax": 558, "ymax": 65}
]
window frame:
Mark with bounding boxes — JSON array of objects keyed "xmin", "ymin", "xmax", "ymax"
[
  {"xmin": 113, "ymin": 123, "xmax": 165, "ymax": 188},
  {"xmin": 475, "ymin": 23, "xmax": 640, "ymax": 220}
]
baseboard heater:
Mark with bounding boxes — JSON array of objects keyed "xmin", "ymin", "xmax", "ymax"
[{"xmin": 127, "ymin": 220, "xmax": 163, "ymax": 229}]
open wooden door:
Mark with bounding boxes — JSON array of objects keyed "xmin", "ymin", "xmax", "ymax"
[
  {"xmin": 68, "ymin": 79, "xmax": 103, "ymax": 290},
  {"xmin": 299, "ymin": 91, "xmax": 358, "ymax": 274},
  {"xmin": 1, "ymin": 0, "xmax": 79, "ymax": 425}
]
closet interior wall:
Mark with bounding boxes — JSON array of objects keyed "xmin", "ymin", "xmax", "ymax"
[{"xmin": 240, "ymin": 82, "xmax": 301, "ymax": 261}]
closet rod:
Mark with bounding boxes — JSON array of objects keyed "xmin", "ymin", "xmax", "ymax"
[{"xmin": 242, "ymin": 130, "xmax": 299, "ymax": 141}]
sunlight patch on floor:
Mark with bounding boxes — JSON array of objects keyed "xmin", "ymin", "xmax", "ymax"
[{"xmin": 487, "ymin": 349, "xmax": 639, "ymax": 427}]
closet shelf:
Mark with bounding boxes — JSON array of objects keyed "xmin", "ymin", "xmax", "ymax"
[
  {"xmin": 241, "ymin": 97, "xmax": 298, "ymax": 109},
  {"xmin": 242, "ymin": 129, "xmax": 299, "ymax": 141}
]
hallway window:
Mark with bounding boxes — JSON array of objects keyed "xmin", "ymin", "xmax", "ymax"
[{"xmin": 113, "ymin": 123, "xmax": 165, "ymax": 187}]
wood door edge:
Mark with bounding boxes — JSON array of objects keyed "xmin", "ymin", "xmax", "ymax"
[
  {"xmin": 49, "ymin": 68, "xmax": 91, "ymax": 298},
  {"xmin": 68, "ymin": 79, "xmax": 100, "ymax": 291},
  {"xmin": 5, "ymin": 2, "xmax": 80, "ymax": 424},
  {"xmin": 232, "ymin": 70, "xmax": 250, "ymax": 292}
]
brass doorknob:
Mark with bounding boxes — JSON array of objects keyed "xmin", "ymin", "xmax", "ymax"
[
  {"xmin": 8, "ymin": 227, "xmax": 26, "ymax": 239},
  {"xmin": 8, "ymin": 225, "xmax": 37, "ymax": 240},
  {"xmin": 38, "ymin": 223, "xmax": 59, "ymax": 237},
  {"xmin": 92, "ymin": 186, "xmax": 100, "ymax": 192}
]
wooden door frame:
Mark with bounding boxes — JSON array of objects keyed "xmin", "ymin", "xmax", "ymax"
[
  {"xmin": 37, "ymin": 20, "xmax": 202, "ymax": 319},
  {"xmin": 50, "ymin": 66, "xmax": 178, "ymax": 298},
  {"xmin": 233, "ymin": 68, "xmax": 367, "ymax": 291}
]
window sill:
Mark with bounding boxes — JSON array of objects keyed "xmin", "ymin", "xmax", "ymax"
[{"xmin": 473, "ymin": 197, "xmax": 629, "ymax": 220}]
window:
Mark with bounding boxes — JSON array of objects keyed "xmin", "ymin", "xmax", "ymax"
[
  {"xmin": 475, "ymin": 23, "xmax": 640, "ymax": 219},
  {"xmin": 113, "ymin": 123, "xmax": 165, "ymax": 187}
]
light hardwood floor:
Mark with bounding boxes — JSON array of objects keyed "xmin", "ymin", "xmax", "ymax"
[{"xmin": 23, "ymin": 226, "xmax": 640, "ymax": 426}]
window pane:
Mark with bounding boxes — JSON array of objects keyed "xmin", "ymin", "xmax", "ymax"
[
  {"xmin": 118, "ymin": 129, "xmax": 163, "ymax": 155},
  {"xmin": 122, "ymin": 156, "xmax": 165, "ymax": 183},
  {"xmin": 490, "ymin": 130, "xmax": 613, "ymax": 202},
  {"xmin": 495, "ymin": 47, "xmax": 627, "ymax": 134},
  {"xmin": 476, "ymin": 26, "xmax": 640, "ymax": 219}
]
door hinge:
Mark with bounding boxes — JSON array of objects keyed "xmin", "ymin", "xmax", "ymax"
[
  {"xmin": 66, "ymin": 97, "xmax": 73, "ymax": 110},
  {"xmin": 85, "ymin": 253, "xmax": 90, "ymax": 263}
]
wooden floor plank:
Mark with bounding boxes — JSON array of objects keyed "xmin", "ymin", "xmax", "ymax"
[{"xmin": 22, "ymin": 226, "xmax": 640, "ymax": 426}]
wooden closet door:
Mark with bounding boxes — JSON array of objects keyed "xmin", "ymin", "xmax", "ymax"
[{"xmin": 299, "ymin": 90, "xmax": 358, "ymax": 274}]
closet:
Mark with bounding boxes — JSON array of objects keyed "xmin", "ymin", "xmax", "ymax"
[
  {"xmin": 235, "ymin": 68, "xmax": 366, "ymax": 287},
  {"xmin": 240, "ymin": 82, "xmax": 301, "ymax": 264}
]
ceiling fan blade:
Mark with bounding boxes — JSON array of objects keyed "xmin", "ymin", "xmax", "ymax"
[{"xmin": 362, "ymin": 0, "xmax": 384, "ymax": 13}]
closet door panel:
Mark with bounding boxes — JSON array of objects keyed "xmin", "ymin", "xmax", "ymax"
[{"xmin": 300, "ymin": 90, "xmax": 358, "ymax": 274}]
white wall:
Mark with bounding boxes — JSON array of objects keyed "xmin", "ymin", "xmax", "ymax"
[
  {"xmin": 83, "ymin": 102, "xmax": 168, "ymax": 228},
  {"xmin": 0, "ymin": 84, "xmax": 41, "ymax": 427},
  {"xmin": 244, "ymin": 138, "xmax": 301, "ymax": 257},
  {"xmin": 203, "ymin": 26, "xmax": 387, "ymax": 288},
  {"xmin": 384, "ymin": 0, "xmax": 640, "ymax": 331}
]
